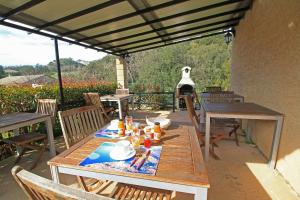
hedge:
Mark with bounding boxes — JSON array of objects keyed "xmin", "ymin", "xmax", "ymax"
[{"xmin": 0, "ymin": 81, "xmax": 117, "ymax": 114}]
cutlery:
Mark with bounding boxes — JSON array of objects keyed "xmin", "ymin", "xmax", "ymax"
[
  {"xmin": 136, "ymin": 150, "xmax": 151, "ymax": 170},
  {"xmin": 130, "ymin": 156, "xmax": 139, "ymax": 167}
]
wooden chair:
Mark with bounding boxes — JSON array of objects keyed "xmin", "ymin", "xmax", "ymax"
[
  {"xmin": 205, "ymin": 86, "xmax": 222, "ymax": 92},
  {"xmin": 83, "ymin": 93, "xmax": 114, "ymax": 122},
  {"xmin": 3, "ymin": 99, "xmax": 57, "ymax": 169},
  {"xmin": 110, "ymin": 183, "xmax": 172, "ymax": 200},
  {"xmin": 12, "ymin": 165, "xmax": 113, "ymax": 200},
  {"xmin": 185, "ymin": 95, "xmax": 225, "ymax": 159},
  {"xmin": 12, "ymin": 166, "xmax": 172, "ymax": 200},
  {"xmin": 59, "ymin": 106, "xmax": 107, "ymax": 192},
  {"xmin": 35, "ymin": 99, "xmax": 57, "ymax": 126},
  {"xmin": 204, "ymin": 92, "xmax": 241, "ymax": 145},
  {"xmin": 58, "ymin": 106, "xmax": 106, "ymax": 149},
  {"xmin": 116, "ymin": 89, "xmax": 130, "ymax": 117}
]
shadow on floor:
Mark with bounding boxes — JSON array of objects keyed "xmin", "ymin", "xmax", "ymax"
[{"xmin": 0, "ymin": 110, "xmax": 298, "ymax": 200}]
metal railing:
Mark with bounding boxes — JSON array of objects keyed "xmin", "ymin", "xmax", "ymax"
[
  {"xmin": 57, "ymin": 92, "xmax": 176, "ymax": 112},
  {"xmin": 131, "ymin": 92, "xmax": 175, "ymax": 112}
]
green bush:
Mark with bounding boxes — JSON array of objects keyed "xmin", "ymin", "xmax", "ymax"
[
  {"xmin": 0, "ymin": 81, "xmax": 117, "ymax": 114},
  {"xmin": 0, "ymin": 81, "xmax": 117, "ymax": 138}
]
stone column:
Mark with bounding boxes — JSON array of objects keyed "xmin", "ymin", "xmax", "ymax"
[{"xmin": 116, "ymin": 57, "xmax": 128, "ymax": 89}]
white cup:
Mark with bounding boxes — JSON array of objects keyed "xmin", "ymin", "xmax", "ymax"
[{"xmin": 115, "ymin": 140, "xmax": 132, "ymax": 156}]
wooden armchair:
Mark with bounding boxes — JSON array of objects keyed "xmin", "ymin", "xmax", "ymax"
[
  {"xmin": 204, "ymin": 92, "xmax": 241, "ymax": 145},
  {"xmin": 185, "ymin": 95, "xmax": 225, "ymax": 159},
  {"xmin": 58, "ymin": 106, "xmax": 107, "ymax": 192},
  {"xmin": 3, "ymin": 99, "xmax": 57, "ymax": 169},
  {"xmin": 116, "ymin": 89, "xmax": 130, "ymax": 117},
  {"xmin": 205, "ymin": 86, "xmax": 222, "ymax": 92},
  {"xmin": 58, "ymin": 106, "xmax": 106, "ymax": 149},
  {"xmin": 83, "ymin": 92, "xmax": 114, "ymax": 122},
  {"xmin": 12, "ymin": 165, "xmax": 172, "ymax": 200},
  {"xmin": 12, "ymin": 166, "xmax": 113, "ymax": 200},
  {"xmin": 109, "ymin": 183, "xmax": 172, "ymax": 200}
]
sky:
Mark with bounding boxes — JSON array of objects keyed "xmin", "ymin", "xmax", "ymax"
[{"xmin": 0, "ymin": 25, "xmax": 106, "ymax": 66}]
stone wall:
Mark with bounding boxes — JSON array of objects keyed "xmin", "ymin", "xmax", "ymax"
[
  {"xmin": 116, "ymin": 58, "xmax": 128, "ymax": 89},
  {"xmin": 231, "ymin": 0, "xmax": 300, "ymax": 194}
]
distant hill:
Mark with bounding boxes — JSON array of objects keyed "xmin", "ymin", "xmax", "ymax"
[
  {"xmin": 0, "ymin": 74, "xmax": 56, "ymax": 86},
  {"xmin": 3, "ymin": 58, "xmax": 88, "ymax": 76}
]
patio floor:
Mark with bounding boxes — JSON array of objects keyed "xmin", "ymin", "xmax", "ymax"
[{"xmin": 0, "ymin": 110, "xmax": 299, "ymax": 200}]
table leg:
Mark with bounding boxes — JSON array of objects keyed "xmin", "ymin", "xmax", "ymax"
[
  {"xmin": 194, "ymin": 188, "xmax": 208, "ymax": 200},
  {"xmin": 131, "ymin": 96, "xmax": 134, "ymax": 112},
  {"xmin": 50, "ymin": 166, "xmax": 60, "ymax": 183},
  {"xmin": 269, "ymin": 116, "xmax": 284, "ymax": 169},
  {"xmin": 13, "ymin": 129, "xmax": 22, "ymax": 155},
  {"xmin": 245, "ymin": 119, "xmax": 251, "ymax": 143},
  {"xmin": 45, "ymin": 118, "xmax": 56, "ymax": 157},
  {"xmin": 205, "ymin": 115, "xmax": 211, "ymax": 160},
  {"xmin": 118, "ymin": 99, "xmax": 123, "ymax": 119}
]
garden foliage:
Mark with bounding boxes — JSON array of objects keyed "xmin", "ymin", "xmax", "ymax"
[{"xmin": 0, "ymin": 80, "xmax": 117, "ymax": 114}]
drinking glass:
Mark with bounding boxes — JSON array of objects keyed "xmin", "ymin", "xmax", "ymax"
[
  {"xmin": 131, "ymin": 135, "xmax": 140, "ymax": 149},
  {"xmin": 126, "ymin": 116, "xmax": 133, "ymax": 130},
  {"xmin": 144, "ymin": 136, "xmax": 151, "ymax": 148}
]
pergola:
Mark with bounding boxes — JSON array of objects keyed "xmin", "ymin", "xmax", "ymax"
[
  {"xmin": 0, "ymin": 0, "xmax": 252, "ymax": 54},
  {"xmin": 0, "ymin": 0, "xmax": 251, "ymax": 106},
  {"xmin": 1, "ymin": 1, "xmax": 299, "ymax": 197}
]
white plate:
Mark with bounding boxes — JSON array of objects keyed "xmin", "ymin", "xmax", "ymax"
[
  {"xmin": 146, "ymin": 117, "xmax": 171, "ymax": 129},
  {"xmin": 109, "ymin": 149, "xmax": 136, "ymax": 160}
]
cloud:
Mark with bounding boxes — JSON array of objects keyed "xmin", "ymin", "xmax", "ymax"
[{"xmin": 0, "ymin": 26, "xmax": 107, "ymax": 66}]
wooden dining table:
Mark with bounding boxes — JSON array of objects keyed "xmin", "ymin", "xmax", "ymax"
[
  {"xmin": 48, "ymin": 121, "xmax": 209, "ymax": 199},
  {"xmin": 0, "ymin": 112, "xmax": 56, "ymax": 156},
  {"xmin": 202, "ymin": 102, "xmax": 283, "ymax": 169}
]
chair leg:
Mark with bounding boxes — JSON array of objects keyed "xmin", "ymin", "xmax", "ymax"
[
  {"xmin": 234, "ymin": 130, "xmax": 239, "ymax": 146},
  {"xmin": 15, "ymin": 147, "xmax": 26, "ymax": 164},
  {"xmin": 229, "ymin": 125, "xmax": 240, "ymax": 146},
  {"xmin": 77, "ymin": 176, "xmax": 89, "ymax": 191},
  {"xmin": 210, "ymin": 145, "xmax": 220, "ymax": 160}
]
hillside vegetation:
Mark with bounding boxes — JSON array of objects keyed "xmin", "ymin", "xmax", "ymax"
[{"xmin": 1, "ymin": 35, "xmax": 231, "ymax": 92}]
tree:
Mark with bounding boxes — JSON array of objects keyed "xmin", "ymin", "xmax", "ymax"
[
  {"xmin": 126, "ymin": 35, "xmax": 231, "ymax": 93},
  {"xmin": 79, "ymin": 55, "xmax": 117, "ymax": 81},
  {"xmin": 0, "ymin": 65, "xmax": 5, "ymax": 78}
]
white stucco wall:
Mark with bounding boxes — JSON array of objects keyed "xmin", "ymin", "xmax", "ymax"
[{"xmin": 231, "ymin": 0, "xmax": 300, "ymax": 194}]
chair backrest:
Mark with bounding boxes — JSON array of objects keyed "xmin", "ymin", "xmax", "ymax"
[
  {"xmin": 58, "ymin": 106, "xmax": 105, "ymax": 149},
  {"xmin": 184, "ymin": 95, "xmax": 205, "ymax": 144},
  {"xmin": 205, "ymin": 86, "xmax": 222, "ymax": 92},
  {"xmin": 184, "ymin": 95, "xmax": 200, "ymax": 127},
  {"xmin": 12, "ymin": 166, "xmax": 112, "ymax": 200},
  {"xmin": 36, "ymin": 99, "xmax": 57, "ymax": 126},
  {"xmin": 83, "ymin": 93, "xmax": 110, "ymax": 120},
  {"xmin": 116, "ymin": 88, "xmax": 129, "ymax": 95},
  {"xmin": 83, "ymin": 93, "xmax": 104, "ymax": 108},
  {"xmin": 205, "ymin": 92, "xmax": 234, "ymax": 103}
]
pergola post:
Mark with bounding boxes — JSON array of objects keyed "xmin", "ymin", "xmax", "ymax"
[
  {"xmin": 116, "ymin": 57, "xmax": 128, "ymax": 89},
  {"xmin": 54, "ymin": 38, "xmax": 64, "ymax": 110}
]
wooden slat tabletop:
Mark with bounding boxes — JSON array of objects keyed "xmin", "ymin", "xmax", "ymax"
[
  {"xmin": 48, "ymin": 124, "xmax": 209, "ymax": 188},
  {"xmin": 203, "ymin": 102, "xmax": 282, "ymax": 116},
  {"xmin": 0, "ymin": 112, "xmax": 49, "ymax": 129}
]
